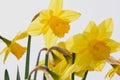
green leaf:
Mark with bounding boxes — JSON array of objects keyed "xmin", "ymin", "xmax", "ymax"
[
  {"xmin": 4, "ymin": 69, "xmax": 10, "ymax": 80},
  {"xmin": 16, "ymin": 67, "xmax": 21, "ymax": 80}
]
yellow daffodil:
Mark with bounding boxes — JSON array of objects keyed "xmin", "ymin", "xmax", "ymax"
[
  {"xmin": 18, "ymin": 0, "xmax": 80, "ymax": 48},
  {"xmin": 106, "ymin": 59, "xmax": 120, "ymax": 80},
  {"xmin": 0, "ymin": 33, "xmax": 26, "ymax": 63},
  {"xmin": 59, "ymin": 18, "xmax": 120, "ymax": 79}
]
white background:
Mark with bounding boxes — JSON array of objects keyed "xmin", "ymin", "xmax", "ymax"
[{"xmin": 0, "ymin": 0, "xmax": 120, "ymax": 80}]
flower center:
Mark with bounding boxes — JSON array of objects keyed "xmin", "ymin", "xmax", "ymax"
[
  {"xmin": 89, "ymin": 39, "xmax": 111, "ymax": 60},
  {"xmin": 48, "ymin": 15, "xmax": 70, "ymax": 37}
]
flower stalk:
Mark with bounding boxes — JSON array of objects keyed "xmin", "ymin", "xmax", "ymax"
[
  {"xmin": 43, "ymin": 53, "xmax": 49, "ymax": 80},
  {"xmin": 24, "ymin": 35, "xmax": 31, "ymax": 79},
  {"xmin": 71, "ymin": 53, "xmax": 75, "ymax": 80},
  {"xmin": 34, "ymin": 48, "xmax": 48, "ymax": 80}
]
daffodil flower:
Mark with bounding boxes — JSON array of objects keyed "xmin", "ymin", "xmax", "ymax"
[
  {"xmin": 59, "ymin": 18, "xmax": 120, "ymax": 79},
  {"xmin": 18, "ymin": 0, "xmax": 81, "ymax": 48},
  {"xmin": 0, "ymin": 33, "xmax": 26, "ymax": 63}
]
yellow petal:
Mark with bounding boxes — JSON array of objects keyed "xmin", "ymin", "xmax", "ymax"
[
  {"xmin": 40, "ymin": 10, "xmax": 51, "ymax": 24},
  {"xmin": 105, "ymin": 68, "xmax": 117, "ymax": 80},
  {"xmin": 0, "ymin": 47, "xmax": 7, "ymax": 55},
  {"xmin": 58, "ymin": 10, "xmax": 81, "ymax": 23},
  {"xmin": 10, "ymin": 42, "xmax": 26, "ymax": 59},
  {"xmin": 83, "ymin": 21, "xmax": 99, "ymax": 41},
  {"xmin": 65, "ymin": 34, "xmax": 88, "ymax": 53},
  {"xmin": 48, "ymin": 0, "xmax": 63, "ymax": 13},
  {"xmin": 57, "ymin": 42, "xmax": 66, "ymax": 49},
  {"xmin": 116, "ymin": 67, "xmax": 120, "ymax": 76},
  {"xmin": 52, "ymin": 59, "xmax": 71, "ymax": 80},
  {"xmin": 104, "ymin": 39, "xmax": 120, "ymax": 53},
  {"xmin": 43, "ymin": 28, "xmax": 58, "ymax": 48},
  {"xmin": 27, "ymin": 17, "xmax": 45, "ymax": 36},
  {"xmin": 84, "ymin": 21, "xmax": 97, "ymax": 33},
  {"xmin": 98, "ymin": 18, "xmax": 113, "ymax": 39},
  {"xmin": 52, "ymin": 60, "xmax": 67, "ymax": 74},
  {"xmin": 3, "ymin": 48, "xmax": 10, "ymax": 63},
  {"xmin": 16, "ymin": 31, "xmax": 28, "ymax": 40},
  {"xmin": 61, "ymin": 64, "xmax": 77, "ymax": 79},
  {"xmin": 39, "ymin": 60, "xmax": 45, "ymax": 66},
  {"xmin": 75, "ymin": 70, "xmax": 86, "ymax": 77}
]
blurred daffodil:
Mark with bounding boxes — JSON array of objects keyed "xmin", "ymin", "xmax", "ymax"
[
  {"xmin": 0, "ymin": 33, "xmax": 26, "ymax": 63},
  {"xmin": 59, "ymin": 18, "xmax": 120, "ymax": 79},
  {"xmin": 18, "ymin": 0, "xmax": 80, "ymax": 48}
]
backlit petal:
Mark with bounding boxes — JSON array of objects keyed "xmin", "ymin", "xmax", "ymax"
[
  {"xmin": 98, "ymin": 18, "xmax": 113, "ymax": 39},
  {"xmin": 0, "ymin": 47, "xmax": 8, "ymax": 55},
  {"xmin": 27, "ymin": 17, "xmax": 45, "ymax": 36},
  {"xmin": 16, "ymin": 31, "xmax": 28, "ymax": 40},
  {"xmin": 43, "ymin": 28, "xmax": 58, "ymax": 48},
  {"xmin": 84, "ymin": 21, "xmax": 98, "ymax": 40},
  {"xmin": 3, "ymin": 48, "xmax": 10, "ymax": 63},
  {"xmin": 84, "ymin": 21, "xmax": 97, "ymax": 33},
  {"xmin": 104, "ymin": 39, "xmax": 120, "ymax": 53},
  {"xmin": 65, "ymin": 34, "xmax": 88, "ymax": 53},
  {"xmin": 58, "ymin": 10, "xmax": 81, "ymax": 23},
  {"xmin": 40, "ymin": 10, "xmax": 51, "ymax": 23},
  {"xmin": 48, "ymin": 0, "xmax": 63, "ymax": 13}
]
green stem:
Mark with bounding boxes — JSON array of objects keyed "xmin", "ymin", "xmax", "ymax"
[
  {"xmin": 34, "ymin": 48, "xmax": 47, "ymax": 80},
  {"xmin": 43, "ymin": 54, "xmax": 49, "ymax": 80},
  {"xmin": 82, "ymin": 70, "xmax": 88, "ymax": 80},
  {"xmin": 34, "ymin": 51, "xmax": 41, "ymax": 80},
  {"xmin": 28, "ymin": 74, "xmax": 31, "ymax": 80},
  {"xmin": 71, "ymin": 53, "xmax": 75, "ymax": 80},
  {"xmin": 24, "ymin": 35, "xmax": 31, "ymax": 79}
]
